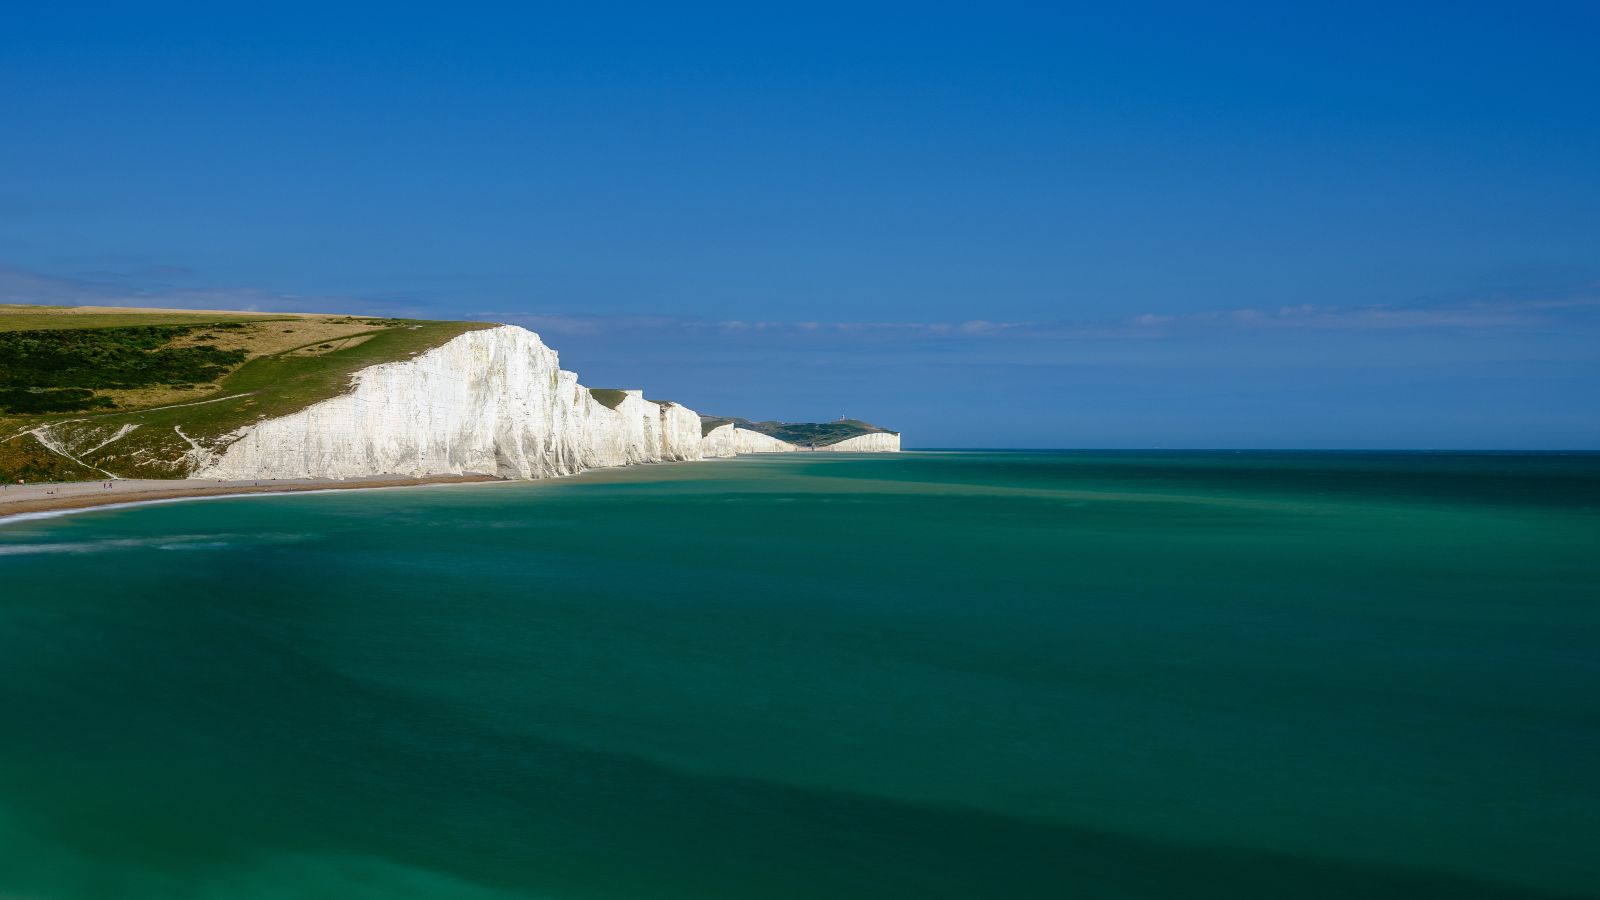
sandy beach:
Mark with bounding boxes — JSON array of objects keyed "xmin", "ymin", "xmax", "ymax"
[{"xmin": 0, "ymin": 474, "xmax": 503, "ymax": 521}]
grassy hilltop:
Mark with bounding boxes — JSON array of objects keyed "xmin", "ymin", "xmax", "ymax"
[
  {"xmin": 0, "ymin": 305, "xmax": 492, "ymax": 481},
  {"xmin": 2, "ymin": 304, "xmax": 895, "ymax": 482}
]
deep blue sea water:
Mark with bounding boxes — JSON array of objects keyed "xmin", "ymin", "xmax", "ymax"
[{"xmin": 1, "ymin": 451, "xmax": 1597, "ymax": 898}]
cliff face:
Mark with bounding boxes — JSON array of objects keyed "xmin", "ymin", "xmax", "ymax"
[
  {"xmin": 195, "ymin": 326, "xmax": 710, "ymax": 480},
  {"xmin": 819, "ymin": 432, "xmax": 901, "ymax": 452},
  {"xmin": 700, "ymin": 424, "xmax": 806, "ymax": 456},
  {"xmin": 701, "ymin": 422, "xmax": 738, "ymax": 459},
  {"xmin": 186, "ymin": 324, "xmax": 895, "ymax": 481},
  {"xmin": 733, "ymin": 427, "xmax": 800, "ymax": 453},
  {"xmin": 581, "ymin": 392, "xmax": 704, "ymax": 467},
  {"xmin": 657, "ymin": 402, "xmax": 704, "ymax": 461}
]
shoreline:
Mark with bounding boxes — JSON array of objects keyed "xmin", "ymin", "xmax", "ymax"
[
  {"xmin": 0, "ymin": 474, "xmax": 504, "ymax": 524},
  {"xmin": 0, "ymin": 452, "xmax": 903, "ymax": 526}
]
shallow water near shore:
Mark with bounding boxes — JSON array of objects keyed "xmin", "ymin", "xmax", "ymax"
[{"xmin": 1, "ymin": 451, "xmax": 1597, "ymax": 899}]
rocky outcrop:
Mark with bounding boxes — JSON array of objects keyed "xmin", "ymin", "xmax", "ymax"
[
  {"xmin": 700, "ymin": 422, "xmax": 800, "ymax": 454},
  {"xmin": 196, "ymin": 326, "xmax": 711, "ymax": 481},
  {"xmin": 734, "ymin": 428, "xmax": 800, "ymax": 453},
  {"xmin": 187, "ymin": 324, "xmax": 897, "ymax": 481},
  {"xmin": 578, "ymin": 390, "xmax": 689, "ymax": 470},
  {"xmin": 819, "ymin": 432, "xmax": 901, "ymax": 452},
  {"xmin": 700, "ymin": 424, "xmax": 819, "ymax": 456},
  {"xmin": 707, "ymin": 422, "xmax": 736, "ymax": 458},
  {"xmin": 656, "ymin": 402, "xmax": 704, "ymax": 461},
  {"xmin": 701, "ymin": 422, "xmax": 899, "ymax": 456},
  {"xmin": 701, "ymin": 422, "xmax": 738, "ymax": 459}
]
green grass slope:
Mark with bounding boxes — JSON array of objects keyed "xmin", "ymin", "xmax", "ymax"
[
  {"xmin": 1, "ymin": 305, "xmax": 494, "ymax": 480},
  {"xmin": 0, "ymin": 305, "xmax": 289, "ymax": 332},
  {"xmin": 1, "ymin": 325, "xmax": 248, "ymax": 413}
]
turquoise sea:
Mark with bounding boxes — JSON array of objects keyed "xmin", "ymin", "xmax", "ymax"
[{"xmin": 1, "ymin": 451, "xmax": 1597, "ymax": 899}]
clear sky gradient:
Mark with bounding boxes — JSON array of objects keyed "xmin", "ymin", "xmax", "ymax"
[{"xmin": 3, "ymin": 2, "xmax": 1596, "ymax": 447}]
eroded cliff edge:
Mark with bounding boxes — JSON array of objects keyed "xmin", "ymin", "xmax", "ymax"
[{"xmin": 191, "ymin": 324, "xmax": 896, "ymax": 481}]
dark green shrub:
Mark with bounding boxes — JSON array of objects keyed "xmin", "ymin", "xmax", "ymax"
[
  {"xmin": 0, "ymin": 326, "xmax": 247, "ymax": 391},
  {"xmin": 0, "ymin": 388, "xmax": 117, "ymax": 414}
]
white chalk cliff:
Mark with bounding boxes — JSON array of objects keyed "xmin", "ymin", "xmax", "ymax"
[
  {"xmin": 819, "ymin": 432, "xmax": 901, "ymax": 452},
  {"xmin": 193, "ymin": 325, "xmax": 896, "ymax": 481},
  {"xmin": 702, "ymin": 423, "xmax": 808, "ymax": 457}
]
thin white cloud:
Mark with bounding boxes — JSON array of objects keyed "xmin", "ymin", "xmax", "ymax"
[
  {"xmin": 0, "ymin": 266, "xmax": 418, "ymax": 317},
  {"xmin": 495, "ymin": 293, "xmax": 1597, "ymax": 344},
  {"xmin": 1126, "ymin": 297, "xmax": 1600, "ymax": 333},
  {"xmin": 9, "ymin": 264, "xmax": 1594, "ymax": 344}
]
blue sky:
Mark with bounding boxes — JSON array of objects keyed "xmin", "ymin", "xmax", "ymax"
[{"xmin": 2, "ymin": 2, "xmax": 1596, "ymax": 447}]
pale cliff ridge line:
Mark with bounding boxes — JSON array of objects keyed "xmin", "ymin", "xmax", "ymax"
[
  {"xmin": 700, "ymin": 422, "xmax": 799, "ymax": 456},
  {"xmin": 817, "ymin": 431, "xmax": 901, "ymax": 452},
  {"xmin": 732, "ymin": 427, "xmax": 801, "ymax": 453},
  {"xmin": 196, "ymin": 325, "xmax": 694, "ymax": 481},
  {"xmin": 189, "ymin": 324, "xmax": 895, "ymax": 482},
  {"xmin": 699, "ymin": 422, "xmax": 900, "ymax": 456},
  {"xmin": 701, "ymin": 422, "xmax": 739, "ymax": 459}
]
